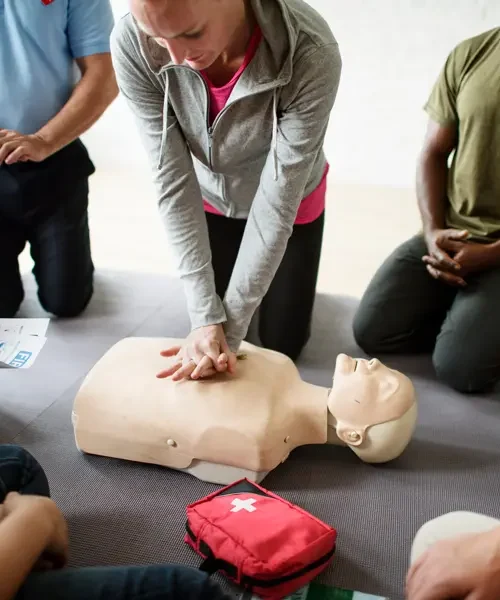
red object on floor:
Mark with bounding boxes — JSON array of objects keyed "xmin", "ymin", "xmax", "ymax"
[{"xmin": 185, "ymin": 478, "xmax": 337, "ymax": 599}]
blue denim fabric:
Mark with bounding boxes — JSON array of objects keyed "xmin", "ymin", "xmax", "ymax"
[
  {"xmin": 17, "ymin": 565, "xmax": 234, "ymax": 600},
  {"xmin": 0, "ymin": 444, "xmax": 50, "ymax": 500},
  {"xmin": 0, "ymin": 445, "xmax": 233, "ymax": 600}
]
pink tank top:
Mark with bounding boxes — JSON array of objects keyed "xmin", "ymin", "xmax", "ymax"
[{"xmin": 201, "ymin": 27, "xmax": 327, "ymax": 225}]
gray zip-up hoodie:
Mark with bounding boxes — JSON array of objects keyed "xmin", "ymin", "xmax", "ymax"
[{"xmin": 110, "ymin": 0, "xmax": 342, "ymax": 350}]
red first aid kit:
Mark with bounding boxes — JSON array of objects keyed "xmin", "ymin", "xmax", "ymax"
[{"xmin": 185, "ymin": 478, "xmax": 337, "ymax": 599}]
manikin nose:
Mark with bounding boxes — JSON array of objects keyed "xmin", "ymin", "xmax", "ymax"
[{"xmin": 355, "ymin": 359, "xmax": 370, "ymax": 374}]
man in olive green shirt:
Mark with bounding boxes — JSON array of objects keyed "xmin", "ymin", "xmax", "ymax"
[{"xmin": 353, "ymin": 27, "xmax": 500, "ymax": 393}]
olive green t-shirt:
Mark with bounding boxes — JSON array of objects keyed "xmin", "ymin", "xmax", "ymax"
[{"xmin": 424, "ymin": 27, "xmax": 500, "ymax": 241}]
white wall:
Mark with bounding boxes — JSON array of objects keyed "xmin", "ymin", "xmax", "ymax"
[{"xmin": 84, "ymin": 0, "xmax": 500, "ymax": 189}]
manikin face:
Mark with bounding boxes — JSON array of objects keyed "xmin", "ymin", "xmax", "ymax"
[
  {"xmin": 327, "ymin": 354, "xmax": 414, "ymax": 446},
  {"xmin": 130, "ymin": 0, "xmax": 244, "ymax": 70}
]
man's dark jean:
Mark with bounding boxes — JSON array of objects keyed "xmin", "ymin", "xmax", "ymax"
[
  {"xmin": 0, "ymin": 444, "xmax": 232, "ymax": 600},
  {"xmin": 353, "ymin": 234, "xmax": 500, "ymax": 393}
]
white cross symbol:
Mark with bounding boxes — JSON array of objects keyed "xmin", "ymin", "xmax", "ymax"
[{"xmin": 230, "ymin": 498, "xmax": 257, "ymax": 513}]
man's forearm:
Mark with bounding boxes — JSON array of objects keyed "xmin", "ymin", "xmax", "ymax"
[
  {"xmin": 36, "ymin": 54, "xmax": 118, "ymax": 155},
  {"xmin": 0, "ymin": 507, "xmax": 52, "ymax": 600},
  {"xmin": 416, "ymin": 150, "xmax": 449, "ymax": 234}
]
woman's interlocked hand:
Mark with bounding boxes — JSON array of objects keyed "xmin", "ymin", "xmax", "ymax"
[{"xmin": 156, "ymin": 323, "xmax": 237, "ymax": 381}]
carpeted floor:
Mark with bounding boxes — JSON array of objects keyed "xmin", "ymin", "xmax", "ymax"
[{"xmin": 2, "ymin": 270, "xmax": 499, "ymax": 600}]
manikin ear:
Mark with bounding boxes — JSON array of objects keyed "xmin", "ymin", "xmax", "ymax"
[{"xmin": 335, "ymin": 423, "xmax": 365, "ymax": 447}]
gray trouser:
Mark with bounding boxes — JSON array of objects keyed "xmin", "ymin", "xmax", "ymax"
[{"xmin": 353, "ymin": 234, "xmax": 500, "ymax": 393}]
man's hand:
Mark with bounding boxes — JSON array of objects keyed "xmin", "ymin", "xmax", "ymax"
[
  {"xmin": 406, "ymin": 527, "xmax": 500, "ymax": 600},
  {"xmin": 2, "ymin": 492, "xmax": 69, "ymax": 570},
  {"xmin": 422, "ymin": 228, "xmax": 469, "ymax": 286},
  {"xmin": 423, "ymin": 228, "xmax": 499, "ymax": 286},
  {"xmin": 452, "ymin": 242, "xmax": 497, "ymax": 277},
  {"xmin": 0, "ymin": 129, "xmax": 55, "ymax": 165},
  {"xmin": 156, "ymin": 324, "xmax": 237, "ymax": 381}
]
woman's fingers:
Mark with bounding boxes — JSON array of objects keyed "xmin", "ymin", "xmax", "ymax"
[
  {"xmin": 190, "ymin": 342, "xmax": 208, "ymax": 365},
  {"xmin": 158, "ymin": 346, "xmax": 184, "ymax": 378},
  {"xmin": 172, "ymin": 360, "xmax": 197, "ymax": 382},
  {"xmin": 156, "ymin": 362, "xmax": 183, "ymax": 379},
  {"xmin": 158, "ymin": 330, "xmax": 237, "ymax": 381},
  {"xmin": 202, "ymin": 341, "xmax": 227, "ymax": 372},
  {"xmin": 220, "ymin": 340, "xmax": 237, "ymax": 374},
  {"xmin": 191, "ymin": 355, "xmax": 215, "ymax": 380},
  {"xmin": 200, "ymin": 368, "xmax": 217, "ymax": 378},
  {"xmin": 160, "ymin": 346, "xmax": 182, "ymax": 357}
]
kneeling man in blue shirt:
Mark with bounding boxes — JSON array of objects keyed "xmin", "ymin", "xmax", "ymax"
[{"xmin": 0, "ymin": 0, "xmax": 117, "ymax": 317}]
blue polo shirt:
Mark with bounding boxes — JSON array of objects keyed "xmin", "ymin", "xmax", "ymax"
[{"xmin": 0, "ymin": 0, "xmax": 114, "ymax": 135}]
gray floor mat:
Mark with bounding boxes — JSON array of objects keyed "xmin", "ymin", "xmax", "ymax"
[{"xmin": 4, "ymin": 270, "xmax": 500, "ymax": 599}]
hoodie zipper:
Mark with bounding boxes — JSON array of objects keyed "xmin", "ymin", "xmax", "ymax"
[
  {"xmin": 207, "ymin": 127, "xmax": 213, "ymax": 167},
  {"xmin": 163, "ymin": 64, "xmax": 273, "ymax": 172},
  {"xmin": 202, "ymin": 76, "xmax": 214, "ymax": 169}
]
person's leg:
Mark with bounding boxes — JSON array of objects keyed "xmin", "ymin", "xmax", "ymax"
[
  {"xmin": 0, "ymin": 445, "xmax": 50, "ymax": 502},
  {"xmin": 205, "ymin": 211, "xmax": 245, "ymax": 299},
  {"xmin": 16, "ymin": 564, "xmax": 233, "ymax": 600},
  {"xmin": 410, "ymin": 512, "xmax": 500, "ymax": 565},
  {"xmin": 353, "ymin": 234, "xmax": 457, "ymax": 354},
  {"xmin": 28, "ymin": 178, "xmax": 94, "ymax": 318},
  {"xmin": 258, "ymin": 212, "xmax": 325, "ymax": 361},
  {"xmin": 0, "ymin": 212, "xmax": 26, "ymax": 317},
  {"xmin": 432, "ymin": 265, "xmax": 500, "ymax": 393}
]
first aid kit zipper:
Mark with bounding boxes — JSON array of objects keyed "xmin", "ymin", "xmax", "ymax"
[{"xmin": 186, "ymin": 522, "xmax": 336, "ymax": 588}]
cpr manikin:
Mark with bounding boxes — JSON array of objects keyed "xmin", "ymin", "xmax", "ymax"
[{"xmin": 72, "ymin": 338, "xmax": 417, "ymax": 485}]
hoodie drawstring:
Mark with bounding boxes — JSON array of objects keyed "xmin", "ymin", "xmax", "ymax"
[
  {"xmin": 272, "ymin": 89, "xmax": 278, "ymax": 181},
  {"xmin": 158, "ymin": 73, "xmax": 170, "ymax": 171}
]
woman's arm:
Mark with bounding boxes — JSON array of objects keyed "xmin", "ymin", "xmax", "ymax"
[
  {"xmin": 110, "ymin": 19, "xmax": 226, "ymax": 331},
  {"xmin": 222, "ymin": 42, "xmax": 342, "ymax": 350},
  {"xmin": 0, "ymin": 494, "xmax": 68, "ymax": 600}
]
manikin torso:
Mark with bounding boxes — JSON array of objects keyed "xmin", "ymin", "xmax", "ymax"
[{"xmin": 72, "ymin": 338, "xmax": 417, "ymax": 485}]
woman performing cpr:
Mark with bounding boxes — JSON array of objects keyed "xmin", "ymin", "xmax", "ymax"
[{"xmin": 111, "ymin": 0, "xmax": 341, "ymax": 379}]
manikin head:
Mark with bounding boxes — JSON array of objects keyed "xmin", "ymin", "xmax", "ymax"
[
  {"xmin": 327, "ymin": 354, "xmax": 417, "ymax": 463},
  {"xmin": 130, "ymin": 0, "xmax": 249, "ymax": 70}
]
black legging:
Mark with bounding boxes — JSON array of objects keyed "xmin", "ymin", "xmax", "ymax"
[{"xmin": 206, "ymin": 210, "xmax": 324, "ymax": 361}]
